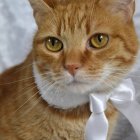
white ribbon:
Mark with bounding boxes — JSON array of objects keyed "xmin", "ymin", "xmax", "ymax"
[{"xmin": 85, "ymin": 79, "xmax": 140, "ymax": 140}]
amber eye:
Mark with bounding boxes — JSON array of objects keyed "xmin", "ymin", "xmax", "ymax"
[
  {"xmin": 45, "ymin": 37, "xmax": 63, "ymax": 52},
  {"xmin": 90, "ymin": 34, "xmax": 109, "ymax": 49}
]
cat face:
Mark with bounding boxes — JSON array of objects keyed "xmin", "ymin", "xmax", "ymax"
[{"xmin": 31, "ymin": 0, "xmax": 138, "ymax": 108}]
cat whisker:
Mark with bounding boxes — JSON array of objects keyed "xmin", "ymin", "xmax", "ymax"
[
  {"xmin": 43, "ymin": 82, "xmax": 56, "ymax": 92},
  {"xmin": 101, "ymin": 79, "xmax": 117, "ymax": 90},
  {"xmin": 13, "ymin": 91, "xmax": 40, "ymax": 114},
  {"xmin": 19, "ymin": 96, "xmax": 42, "ymax": 118},
  {"xmin": 107, "ymin": 75, "xmax": 123, "ymax": 80},
  {"xmin": 13, "ymin": 81, "xmax": 49, "ymax": 114},
  {"xmin": 0, "ymin": 73, "xmax": 47, "ymax": 85},
  {"xmin": 12, "ymin": 63, "xmax": 34, "ymax": 74},
  {"xmin": 14, "ymin": 82, "xmax": 37, "ymax": 100},
  {"xmin": 14, "ymin": 77, "xmax": 46, "ymax": 100},
  {"xmin": 45, "ymin": 80, "xmax": 63, "ymax": 92},
  {"xmin": 82, "ymin": 73, "xmax": 102, "ymax": 79},
  {"xmin": 110, "ymin": 72, "xmax": 139, "ymax": 79},
  {"xmin": 52, "ymin": 77, "xmax": 65, "ymax": 83},
  {"xmin": 0, "ymin": 76, "xmax": 36, "ymax": 85},
  {"xmin": 8, "ymin": 61, "xmax": 41, "ymax": 75},
  {"xmin": 103, "ymin": 68, "xmax": 129, "ymax": 71}
]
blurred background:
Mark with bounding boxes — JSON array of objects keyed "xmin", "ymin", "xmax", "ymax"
[
  {"xmin": 0, "ymin": 0, "xmax": 140, "ymax": 140},
  {"xmin": 0, "ymin": 0, "xmax": 37, "ymax": 73}
]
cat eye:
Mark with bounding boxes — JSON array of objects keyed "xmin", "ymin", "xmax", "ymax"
[
  {"xmin": 89, "ymin": 34, "xmax": 109, "ymax": 49},
  {"xmin": 45, "ymin": 37, "xmax": 63, "ymax": 52}
]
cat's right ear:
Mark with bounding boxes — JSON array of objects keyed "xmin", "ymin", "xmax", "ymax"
[{"xmin": 29, "ymin": 0, "xmax": 54, "ymax": 23}]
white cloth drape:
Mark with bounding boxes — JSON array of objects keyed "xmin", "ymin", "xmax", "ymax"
[{"xmin": 0, "ymin": 0, "xmax": 37, "ymax": 73}]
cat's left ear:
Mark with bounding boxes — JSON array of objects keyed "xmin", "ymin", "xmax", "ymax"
[
  {"xmin": 29, "ymin": 0, "xmax": 54, "ymax": 15},
  {"xmin": 98, "ymin": 0, "xmax": 135, "ymax": 22}
]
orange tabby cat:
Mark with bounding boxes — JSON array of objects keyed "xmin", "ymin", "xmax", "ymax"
[{"xmin": 0, "ymin": 0, "xmax": 139, "ymax": 139}]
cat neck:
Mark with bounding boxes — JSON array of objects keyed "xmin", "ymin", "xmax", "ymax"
[{"xmin": 33, "ymin": 63, "xmax": 90, "ymax": 110}]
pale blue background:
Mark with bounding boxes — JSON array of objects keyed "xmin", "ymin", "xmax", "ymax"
[{"xmin": 134, "ymin": 0, "xmax": 140, "ymax": 38}]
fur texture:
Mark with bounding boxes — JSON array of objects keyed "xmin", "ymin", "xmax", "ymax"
[{"xmin": 0, "ymin": 0, "xmax": 139, "ymax": 139}]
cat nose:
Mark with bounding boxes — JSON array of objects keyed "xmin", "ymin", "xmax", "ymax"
[{"xmin": 65, "ymin": 64, "xmax": 81, "ymax": 76}]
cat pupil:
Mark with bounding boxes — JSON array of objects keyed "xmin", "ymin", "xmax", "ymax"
[
  {"xmin": 98, "ymin": 35, "xmax": 103, "ymax": 42},
  {"xmin": 51, "ymin": 38, "xmax": 56, "ymax": 46}
]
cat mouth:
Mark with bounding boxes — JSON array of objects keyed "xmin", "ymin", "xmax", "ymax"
[{"xmin": 66, "ymin": 79, "xmax": 88, "ymax": 86}]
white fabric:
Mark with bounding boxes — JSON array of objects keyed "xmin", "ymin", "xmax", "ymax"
[
  {"xmin": 85, "ymin": 79, "xmax": 140, "ymax": 140},
  {"xmin": 0, "ymin": 0, "xmax": 37, "ymax": 73},
  {"xmin": 85, "ymin": 94, "xmax": 109, "ymax": 140}
]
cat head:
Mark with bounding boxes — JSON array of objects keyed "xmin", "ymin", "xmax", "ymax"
[{"xmin": 29, "ymin": 0, "xmax": 138, "ymax": 109}]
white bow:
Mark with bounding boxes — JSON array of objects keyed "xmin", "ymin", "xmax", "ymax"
[{"xmin": 85, "ymin": 79, "xmax": 140, "ymax": 140}]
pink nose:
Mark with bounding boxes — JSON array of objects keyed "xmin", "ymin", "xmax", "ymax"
[{"xmin": 65, "ymin": 64, "xmax": 81, "ymax": 76}]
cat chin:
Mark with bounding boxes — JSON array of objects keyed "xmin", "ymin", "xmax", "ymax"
[{"xmin": 33, "ymin": 63, "xmax": 96, "ymax": 109}]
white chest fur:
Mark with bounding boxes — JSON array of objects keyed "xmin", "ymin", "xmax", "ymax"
[{"xmin": 33, "ymin": 64, "xmax": 89, "ymax": 109}]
